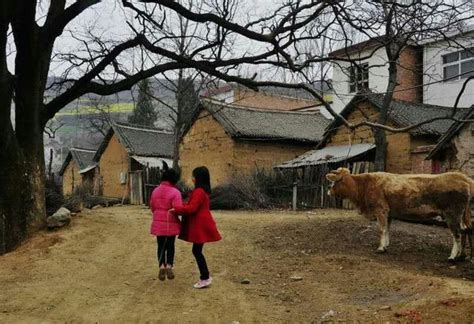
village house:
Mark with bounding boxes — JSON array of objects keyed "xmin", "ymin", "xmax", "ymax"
[
  {"xmin": 330, "ymin": 36, "xmax": 423, "ymax": 114},
  {"xmin": 179, "ymin": 99, "xmax": 331, "ymax": 187},
  {"xmin": 203, "ymin": 82, "xmax": 334, "ymax": 118},
  {"xmin": 93, "ymin": 122, "xmax": 174, "ymax": 204},
  {"xmin": 421, "ymin": 26, "xmax": 474, "ymax": 108},
  {"xmin": 59, "ymin": 147, "xmax": 97, "ymax": 195},
  {"xmin": 278, "ymin": 93, "xmax": 468, "ymax": 174},
  {"xmin": 426, "ymin": 107, "xmax": 474, "ymax": 177},
  {"xmin": 276, "ymin": 94, "xmax": 468, "ymax": 208}
]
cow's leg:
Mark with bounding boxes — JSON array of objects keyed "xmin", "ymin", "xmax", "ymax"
[
  {"xmin": 385, "ymin": 217, "xmax": 392, "ymax": 248},
  {"xmin": 374, "ymin": 209, "xmax": 390, "ymax": 253},
  {"xmin": 447, "ymin": 219, "xmax": 463, "ymax": 262}
]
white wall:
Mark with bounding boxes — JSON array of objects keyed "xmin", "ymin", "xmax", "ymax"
[
  {"xmin": 212, "ymin": 90, "xmax": 234, "ymax": 103},
  {"xmin": 331, "ymin": 47, "xmax": 390, "ymax": 113},
  {"xmin": 423, "ymin": 35, "xmax": 474, "ymax": 108}
]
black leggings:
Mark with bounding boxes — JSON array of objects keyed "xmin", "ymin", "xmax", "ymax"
[
  {"xmin": 192, "ymin": 243, "xmax": 210, "ymax": 280},
  {"xmin": 157, "ymin": 236, "xmax": 176, "ymax": 266}
]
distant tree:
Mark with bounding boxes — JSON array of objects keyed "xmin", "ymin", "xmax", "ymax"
[{"xmin": 128, "ymin": 79, "xmax": 157, "ymax": 127}]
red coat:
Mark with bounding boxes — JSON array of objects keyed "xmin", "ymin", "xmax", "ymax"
[{"xmin": 175, "ymin": 188, "xmax": 221, "ymax": 244}]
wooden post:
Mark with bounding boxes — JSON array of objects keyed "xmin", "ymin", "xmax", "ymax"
[{"xmin": 292, "ymin": 181, "xmax": 298, "ymax": 211}]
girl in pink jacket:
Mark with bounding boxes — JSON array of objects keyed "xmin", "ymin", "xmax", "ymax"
[{"xmin": 149, "ymin": 169, "xmax": 183, "ymax": 281}]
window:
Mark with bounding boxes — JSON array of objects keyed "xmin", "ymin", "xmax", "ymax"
[
  {"xmin": 442, "ymin": 47, "xmax": 474, "ymax": 81},
  {"xmin": 349, "ymin": 63, "xmax": 369, "ymax": 93}
]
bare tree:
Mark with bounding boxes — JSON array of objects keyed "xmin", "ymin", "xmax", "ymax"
[{"xmin": 1, "ymin": 0, "xmax": 472, "ymax": 254}]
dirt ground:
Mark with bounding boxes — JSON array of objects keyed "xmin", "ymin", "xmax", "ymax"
[{"xmin": 1, "ymin": 206, "xmax": 473, "ymax": 323}]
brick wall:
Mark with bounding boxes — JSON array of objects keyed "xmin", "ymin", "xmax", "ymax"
[
  {"xmin": 180, "ymin": 110, "xmax": 235, "ymax": 187},
  {"xmin": 411, "ymin": 146, "xmax": 435, "ymax": 174},
  {"xmin": 394, "ymin": 47, "xmax": 423, "ymax": 103},
  {"xmin": 232, "ymin": 141, "xmax": 313, "ymax": 176},
  {"xmin": 234, "ymin": 89, "xmax": 318, "ymax": 111},
  {"xmin": 62, "ymin": 160, "xmax": 81, "ymax": 195},
  {"xmin": 325, "ymin": 101, "xmax": 413, "ymax": 173},
  {"xmin": 99, "ymin": 133, "xmax": 130, "ymax": 198}
]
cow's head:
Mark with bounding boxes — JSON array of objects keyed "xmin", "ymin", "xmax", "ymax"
[{"xmin": 326, "ymin": 167, "xmax": 351, "ymax": 197}]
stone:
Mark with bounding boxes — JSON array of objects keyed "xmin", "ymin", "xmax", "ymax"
[
  {"xmin": 290, "ymin": 276, "xmax": 303, "ymax": 281},
  {"xmin": 47, "ymin": 207, "xmax": 71, "ymax": 229},
  {"xmin": 240, "ymin": 278, "xmax": 251, "ymax": 284},
  {"xmin": 379, "ymin": 306, "xmax": 391, "ymax": 311},
  {"xmin": 92, "ymin": 205, "xmax": 103, "ymax": 210}
]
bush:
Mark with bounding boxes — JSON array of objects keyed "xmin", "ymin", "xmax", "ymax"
[
  {"xmin": 210, "ymin": 169, "xmax": 293, "ymax": 210},
  {"xmin": 45, "ymin": 178, "xmax": 64, "ymax": 216}
]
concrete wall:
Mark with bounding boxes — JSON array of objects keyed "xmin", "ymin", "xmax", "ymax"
[
  {"xmin": 331, "ymin": 46, "xmax": 422, "ymax": 113},
  {"xmin": 423, "ymin": 35, "xmax": 474, "ymax": 107},
  {"xmin": 325, "ymin": 101, "xmax": 436, "ymax": 174},
  {"xmin": 62, "ymin": 160, "xmax": 81, "ymax": 196},
  {"xmin": 99, "ymin": 133, "xmax": 130, "ymax": 199}
]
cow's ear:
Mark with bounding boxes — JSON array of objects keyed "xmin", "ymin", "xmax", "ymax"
[
  {"xmin": 326, "ymin": 173, "xmax": 341, "ymax": 182},
  {"xmin": 336, "ymin": 167, "xmax": 351, "ymax": 175}
]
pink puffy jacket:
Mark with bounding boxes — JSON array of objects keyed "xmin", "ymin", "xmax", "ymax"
[{"xmin": 150, "ymin": 181, "xmax": 183, "ymax": 236}]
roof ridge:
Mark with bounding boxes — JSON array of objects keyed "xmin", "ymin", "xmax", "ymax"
[
  {"xmin": 202, "ymin": 98, "xmax": 325, "ymax": 115},
  {"xmin": 114, "ymin": 122, "xmax": 173, "ymax": 134},
  {"xmin": 70, "ymin": 147, "xmax": 96, "ymax": 153}
]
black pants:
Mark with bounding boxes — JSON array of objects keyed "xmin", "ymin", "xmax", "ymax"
[
  {"xmin": 192, "ymin": 243, "xmax": 210, "ymax": 280},
  {"xmin": 157, "ymin": 236, "xmax": 176, "ymax": 266}
]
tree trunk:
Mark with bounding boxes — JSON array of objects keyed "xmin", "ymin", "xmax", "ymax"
[{"xmin": 373, "ymin": 128, "xmax": 388, "ymax": 171}]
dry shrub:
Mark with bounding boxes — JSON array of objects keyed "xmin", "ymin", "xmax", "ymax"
[
  {"xmin": 210, "ymin": 169, "xmax": 293, "ymax": 210},
  {"xmin": 45, "ymin": 178, "xmax": 64, "ymax": 216}
]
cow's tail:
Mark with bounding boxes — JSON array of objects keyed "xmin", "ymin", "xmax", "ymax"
[{"xmin": 462, "ymin": 180, "xmax": 474, "ymax": 260}]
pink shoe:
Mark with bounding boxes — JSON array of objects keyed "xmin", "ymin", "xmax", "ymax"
[{"xmin": 193, "ymin": 277, "xmax": 212, "ymax": 289}]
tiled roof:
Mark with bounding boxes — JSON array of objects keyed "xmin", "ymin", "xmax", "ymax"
[
  {"xmin": 93, "ymin": 123, "xmax": 175, "ymax": 163},
  {"xmin": 112, "ymin": 123, "xmax": 175, "ymax": 157},
  {"xmin": 201, "ymin": 99, "xmax": 331, "ymax": 144},
  {"xmin": 321, "ymin": 93, "xmax": 469, "ymax": 146},
  {"xmin": 202, "ymin": 82, "xmax": 332, "ymax": 101},
  {"xmin": 59, "ymin": 147, "xmax": 96, "ymax": 175},
  {"xmin": 368, "ymin": 94, "xmax": 469, "ymax": 136}
]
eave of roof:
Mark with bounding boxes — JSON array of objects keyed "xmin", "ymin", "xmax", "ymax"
[
  {"xmin": 426, "ymin": 106, "xmax": 474, "ymax": 160},
  {"xmin": 276, "ymin": 143, "xmax": 376, "ymax": 169}
]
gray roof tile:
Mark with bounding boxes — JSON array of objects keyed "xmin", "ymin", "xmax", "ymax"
[
  {"xmin": 59, "ymin": 147, "xmax": 96, "ymax": 175},
  {"xmin": 202, "ymin": 99, "xmax": 331, "ymax": 144},
  {"xmin": 112, "ymin": 123, "xmax": 175, "ymax": 158}
]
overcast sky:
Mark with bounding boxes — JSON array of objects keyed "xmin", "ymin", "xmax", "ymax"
[{"xmin": 7, "ymin": 0, "xmax": 281, "ymax": 77}]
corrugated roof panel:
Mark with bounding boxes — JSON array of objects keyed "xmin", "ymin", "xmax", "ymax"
[{"xmin": 276, "ymin": 143, "xmax": 375, "ymax": 168}]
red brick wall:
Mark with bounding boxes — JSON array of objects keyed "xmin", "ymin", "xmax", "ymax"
[{"xmin": 394, "ymin": 47, "xmax": 423, "ymax": 103}]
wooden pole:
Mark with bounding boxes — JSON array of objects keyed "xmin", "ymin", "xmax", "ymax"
[{"xmin": 292, "ymin": 181, "xmax": 298, "ymax": 211}]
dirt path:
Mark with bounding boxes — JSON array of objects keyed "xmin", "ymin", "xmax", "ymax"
[{"xmin": 1, "ymin": 206, "xmax": 473, "ymax": 323}]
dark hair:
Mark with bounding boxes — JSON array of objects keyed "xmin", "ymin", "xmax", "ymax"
[
  {"xmin": 192, "ymin": 166, "xmax": 211, "ymax": 194},
  {"xmin": 161, "ymin": 168, "xmax": 180, "ymax": 185}
]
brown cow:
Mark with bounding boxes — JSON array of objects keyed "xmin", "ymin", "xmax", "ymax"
[{"xmin": 326, "ymin": 168, "xmax": 473, "ymax": 261}]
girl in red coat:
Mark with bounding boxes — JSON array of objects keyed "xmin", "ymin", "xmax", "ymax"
[{"xmin": 171, "ymin": 166, "xmax": 221, "ymax": 289}]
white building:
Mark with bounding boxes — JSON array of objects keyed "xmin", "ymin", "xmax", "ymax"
[
  {"xmin": 330, "ymin": 37, "xmax": 422, "ymax": 113},
  {"xmin": 421, "ymin": 27, "xmax": 474, "ymax": 108}
]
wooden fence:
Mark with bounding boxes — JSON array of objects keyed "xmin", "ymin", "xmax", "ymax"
[{"xmin": 275, "ymin": 161, "xmax": 375, "ymax": 210}]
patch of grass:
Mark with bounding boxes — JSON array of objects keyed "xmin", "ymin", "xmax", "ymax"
[{"xmin": 56, "ymin": 103, "xmax": 134, "ymax": 116}]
